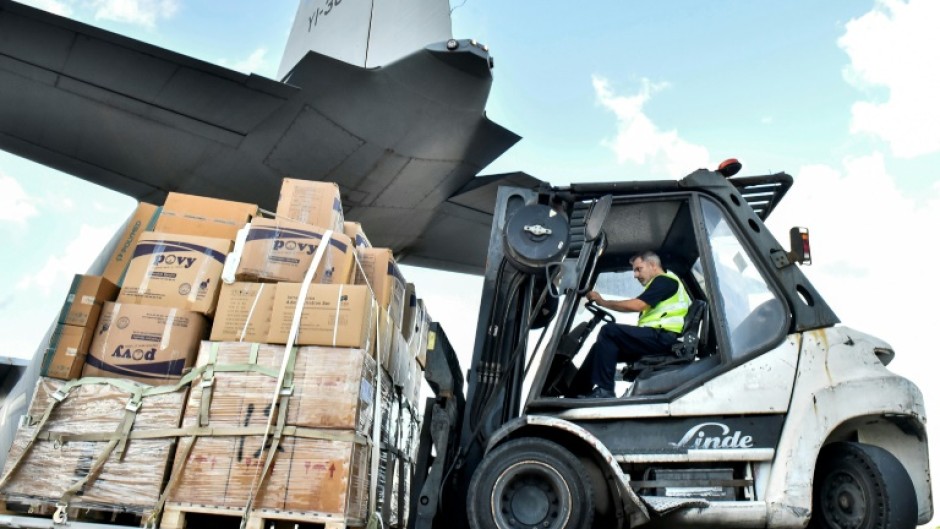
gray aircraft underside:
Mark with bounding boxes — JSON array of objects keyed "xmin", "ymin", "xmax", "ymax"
[
  {"xmin": 0, "ymin": 0, "xmax": 541, "ymax": 473},
  {"xmin": 0, "ymin": 0, "xmax": 538, "ymax": 274}
]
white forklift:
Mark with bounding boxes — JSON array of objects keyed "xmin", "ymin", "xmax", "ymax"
[{"xmin": 411, "ymin": 163, "xmax": 932, "ymax": 529}]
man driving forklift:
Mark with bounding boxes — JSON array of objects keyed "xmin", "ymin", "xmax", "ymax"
[{"xmin": 573, "ymin": 251, "xmax": 691, "ymax": 398}]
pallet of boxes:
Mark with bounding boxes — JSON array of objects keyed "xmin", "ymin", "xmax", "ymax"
[{"xmin": 0, "ymin": 178, "xmax": 428, "ymax": 529}]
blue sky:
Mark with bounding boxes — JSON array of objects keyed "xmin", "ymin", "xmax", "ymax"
[{"xmin": 1, "ymin": 0, "xmax": 939, "ymax": 521}]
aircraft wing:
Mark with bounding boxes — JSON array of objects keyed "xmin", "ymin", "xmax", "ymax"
[{"xmin": 0, "ymin": 0, "xmax": 525, "ymax": 274}]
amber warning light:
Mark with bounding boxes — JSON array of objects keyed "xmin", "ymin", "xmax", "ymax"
[{"xmin": 789, "ymin": 227, "xmax": 812, "ymax": 265}]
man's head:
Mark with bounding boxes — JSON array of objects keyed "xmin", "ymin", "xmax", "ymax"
[{"xmin": 631, "ymin": 251, "xmax": 663, "ymax": 286}]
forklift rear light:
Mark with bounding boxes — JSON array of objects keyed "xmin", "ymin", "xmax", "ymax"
[{"xmin": 789, "ymin": 227, "xmax": 811, "ymax": 265}]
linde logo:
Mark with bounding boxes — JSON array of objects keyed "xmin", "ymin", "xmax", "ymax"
[
  {"xmin": 112, "ymin": 345, "xmax": 157, "ymax": 361},
  {"xmin": 153, "ymin": 255, "xmax": 197, "ymax": 268},
  {"xmin": 670, "ymin": 422, "xmax": 754, "ymax": 449},
  {"xmin": 273, "ymin": 240, "xmax": 319, "ymax": 255}
]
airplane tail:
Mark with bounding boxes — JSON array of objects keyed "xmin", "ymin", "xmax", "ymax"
[{"xmin": 277, "ymin": 0, "xmax": 453, "ymax": 78}]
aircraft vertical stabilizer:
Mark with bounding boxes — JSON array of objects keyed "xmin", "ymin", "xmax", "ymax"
[{"xmin": 278, "ymin": 0, "xmax": 452, "ymax": 78}]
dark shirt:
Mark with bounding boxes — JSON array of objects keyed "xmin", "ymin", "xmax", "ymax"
[{"xmin": 637, "ymin": 275, "xmax": 678, "ymax": 308}]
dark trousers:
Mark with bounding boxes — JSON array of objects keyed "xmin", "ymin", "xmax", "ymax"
[{"xmin": 573, "ymin": 323, "xmax": 679, "ymax": 392}]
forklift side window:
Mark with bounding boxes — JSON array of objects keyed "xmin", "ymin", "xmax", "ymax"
[{"xmin": 702, "ymin": 199, "xmax": 787, "ymax": 359}]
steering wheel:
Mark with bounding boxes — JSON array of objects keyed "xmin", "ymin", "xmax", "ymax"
[{"xmin": 585, "ymin": 300, "xmax": 616, "ymax": 323}]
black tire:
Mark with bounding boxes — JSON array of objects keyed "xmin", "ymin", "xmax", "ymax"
[
  {"xmin": 467, "ymin": 438, "xmax": 594, "ymax": 529},
  {"xmin": 811, "ymin": 442, "xmax": 918, "ymax": 529}
]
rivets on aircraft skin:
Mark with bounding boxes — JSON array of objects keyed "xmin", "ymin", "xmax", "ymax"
[{"xmin": 447, "ymin": 39, "xmax": 460, "ymax": 50}]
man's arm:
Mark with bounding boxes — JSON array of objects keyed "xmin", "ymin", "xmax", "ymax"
[
  {"xmin": 585, "ymin": 276, "xmax": 678, "ymax": 314},
  {"xmin": 585, "ymin": 291, "xmax": 649, "ymax": 313}
]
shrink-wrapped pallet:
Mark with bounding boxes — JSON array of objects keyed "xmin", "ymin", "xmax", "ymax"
[
  {"xmin": 375, "ymin": 371, "xmax": 399, "ymax": 525},
  {"xmin": 167, "ymin": 341, "xmax": 375, "ymax": 521},
  {"xmin": 0, "ymin": 377, "xmax": 187, "ymax": 513}
]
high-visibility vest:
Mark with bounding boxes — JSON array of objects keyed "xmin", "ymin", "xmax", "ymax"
[{"xmin": 637, "ymin": 271, "xmax": 690, "ymax": 333}]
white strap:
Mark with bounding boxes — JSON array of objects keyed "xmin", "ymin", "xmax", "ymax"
[
  {"xmin": 238, "ymin": 284, "xmax": 266, "ymax": 342},
  {"xmin": 221, "ymin": 223, "xmax": 250, "ymax": 284},
  {"xmin": 332, "ymin": 284, "xmax": 344, "ymax": 346},
  {"xmin": 243, "ymin": 229, "xmax": 333, "ymax": 513}
]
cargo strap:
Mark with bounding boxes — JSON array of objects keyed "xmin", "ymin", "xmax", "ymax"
[
  {"xmin": 239, "ymin": 230, "xmax": 332, "ymax": 529},
  {"xmin": 239, "ymin": 284, "xmax": 267, "ymax": 342},
  {"xmin": 36, "ymin": 423, "xmax": 368, "ymax": 445},
  {"xmin": 197, "ymin": 343, "xmax": 276, "ymax": 427},
  {"xmin": 0, "ymin": 371, "xmax": 202, "ymax": 514},
  {"xmin": 369, "ymin": 303, "xmax": 382, "ymax": 516},
  {"xmin": 0, "ymin": 386, "xmax": 65, "ymax": 491},
  {"xmin": 143, "ymin": 435, "xmax": 196, "ymax": 529}
]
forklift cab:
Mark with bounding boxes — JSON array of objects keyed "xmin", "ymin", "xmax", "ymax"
[{"xmin": 523, "ymin": 175, "xmax": 799, "ymax": 407}]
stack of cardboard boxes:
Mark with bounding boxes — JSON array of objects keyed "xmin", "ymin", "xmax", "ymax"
[{"xmin": 1, "ymin": 178, "xmax": 431, "ymax": 526}]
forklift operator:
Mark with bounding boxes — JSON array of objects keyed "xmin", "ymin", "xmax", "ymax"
[{"xmin": 575, "ymin": 251, "xmax": 691, "ymax": 398}]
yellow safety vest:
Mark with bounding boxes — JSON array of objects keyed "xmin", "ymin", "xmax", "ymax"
[{"xmin": 637, "ymin": 271, "xmax": 690, "ymax": 333}]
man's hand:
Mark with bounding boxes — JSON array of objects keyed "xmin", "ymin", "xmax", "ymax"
[{"xmin": 586, "ymin": 290, "xmax": 604, "ymax": 304}]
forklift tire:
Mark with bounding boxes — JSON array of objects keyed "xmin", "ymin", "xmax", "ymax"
[
  {"xmin": 467, "ymin": 437, "xmax": 594, "ymax": 529},
  {"xmin": 810, "ymin": 442, "xmax": 917, "ymax": 529}
]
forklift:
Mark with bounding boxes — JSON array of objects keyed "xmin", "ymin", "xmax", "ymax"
[{"xmin": 410, "ymin": 162, "xmax": 932, "ymax": 529}]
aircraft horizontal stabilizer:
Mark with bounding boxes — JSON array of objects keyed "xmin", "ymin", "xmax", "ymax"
[{"xmin": 393, "ymin": 172, "xmax": 543, "ymax": 274}]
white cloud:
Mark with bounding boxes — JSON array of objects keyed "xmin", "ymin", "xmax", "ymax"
[
  {"xmin": 839, "ymin": 0, "xmax": 940, "ymax": 158},
  {"xmin": 219, "ymin": 47, "xmax": 270, "ymax": 75},
  {"xmin": 592, "ymin": 76, "xmax": 711, "ymax": 176},
  {"xmin": 767, "ymin": 152, "xmax": 940, "ymax": 379},
  {"xmin": 89, "ymin": 0, "xmax": 179, "ymax": 29},
  {"xmin": 17, "ymin": 0, "xmax": 73, "ymax": 16},
  {"xmin": 0, "ymin": 175, "xmax": 39, "ymax": 225},
  {"xmin": 16, "ymin": 223, "xmax": 117, "ymax": 296}
]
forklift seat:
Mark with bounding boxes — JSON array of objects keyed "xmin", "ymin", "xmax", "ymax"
[{"xmin": 622, "ymin": 299, "xmax": 708, "ymax": 384}]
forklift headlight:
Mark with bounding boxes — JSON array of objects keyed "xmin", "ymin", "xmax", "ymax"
[{"xmin": 873, "ymin": 347, "xmax": 895, "ymax": 366}]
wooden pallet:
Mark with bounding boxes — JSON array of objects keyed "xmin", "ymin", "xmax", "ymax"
[
  {"xmin": 0, "ymin": 497, "xmax": 147, "ymax": 526},
  {"xmin": 160, "ymin": 502, "xmax": 364, "ymax": 529}
]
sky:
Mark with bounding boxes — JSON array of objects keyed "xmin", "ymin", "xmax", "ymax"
[{"xmin": 1, "ymin": 0, "xmax": 939, "ymax": 523}]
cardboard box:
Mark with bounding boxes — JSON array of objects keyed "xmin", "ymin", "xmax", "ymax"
[
  {"xmin": 41, "ymin": 324, "xmax": 92, "ymax": 379},
  {"xmin": 376, "ymin": 307, "xmax": 394, "ymax": 373},
  {"xmin": 401, "ymin": 353, "xmax": 416, "ymax": 406},
  {"xmin": 401, "ymin": 282, "xmax": 417, "ymax": 342},
  {"xmin": 155, "ymin": 192, "xmax": 258, "ymax": 241},
  {"xmin": 344, "ymin": 221, "xmax": 371, "ymax": 248},
  {"xmin": 390, "ymin": 328, "xmax": 409, "ymax": 386},
  {"xmin": 268, "ymin": 283, "xmax": 376, "ymax": 349},
  {"xmin": 0, "ymin": 378, "xmax": 186, "ymax": 511},
  {"xmin": 57, "ymin": 274, "xmax": 119, "ymax": 327},
  {"xmin": 276, "ymin": 178, "xmax": 344, "ymax": 233},
  {"xmin": 354, "ymin": 248, "xmax": 406, "ymax": 329},
  {"xmin": 412, "ymin": 363, "xmax": 424, "ymax": 405},
  {"xmin": 210, "ymin": 282, "xmax": 276, "ymax": 342},
  {"xmin": 414, "ymin": 299, "xmax": 431, "ymax": 368},
  {"xmin": 117, "ymin": 232, "xmax": 231, "ymax": 315},
  {"xmin": 102, "ymin": 202, "xmax": 160, "ymax": 286},
  {"xmin": 44, "ymin": 277, "xmax": 117, "ymax": 380},
  {"xmin": 82, "ymin": 302, "xmax": 206, "ymax": 385},
  {"xmin": 235, "ymin": 218, "xmax": 354, "ymax": 284}
]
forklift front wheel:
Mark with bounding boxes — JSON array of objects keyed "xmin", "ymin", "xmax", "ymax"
[
  {"xmin": 810, "ymin": 442, "xmax": 917, "ymax": 529},
  {"xmin": 468, "ymin": 438, "xmax": 594, "ymax": 529}
]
